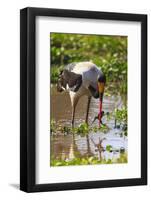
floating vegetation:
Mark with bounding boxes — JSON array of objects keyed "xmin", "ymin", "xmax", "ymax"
[
  {"xmin": 50, "ymin": 120, "xmax": 110, "ymax": 136},
  {"xmin": 50, "ymin": 118, "xmax": 56, "ymax": 133},
  {"xmin": 113, "ymin": 107, "xmax": 127, "ymax": 136},
  {"xmin": 51, "ymin": 106, "xmax": 127, "ymax": 136},
  {"xmin": 50, "ymin": 153, "xmax": 127, "ymax": 167},
  {"xmin": 50, "ymin": 33, "xmax": 127, "ymax": 93},
  {"xmin": 73, "ymin": 123, "xmax": 89, "ymax": 135},
  {"xmin": 114, "ymin": 107, "xmax": 127, "ymax": 124},
  {"xmin": 106, "ymin": 145, "xmax": 113, "ymax": 152}
]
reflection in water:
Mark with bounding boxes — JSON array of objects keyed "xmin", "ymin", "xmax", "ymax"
[{"xmin": 50, "ymin": 86, "xmax": 127, "ymax": 165}]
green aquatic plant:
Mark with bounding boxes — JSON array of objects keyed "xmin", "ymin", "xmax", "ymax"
[
  {"xmin": 106, "ymin": 145, "xmax": 113, "ymax": 152},
  {"xmin": 50, "ymin": 153, "xmax": 127, "ymax": 167},
  {"xmin": 116, "ymin": 153, "xmax": 127, "ymax": 163},
  {"xmin": 50, "ymin": 119, "xmax": 72, "ymax": 135},
  {"xmin": 51, "ymin": 66, "xmax": 63, "ymax": 83},
  {"xmin": 50, "ymin": 120, "xmax": 109, "ymax": 135},
  {"xmin": 62, "ymin": 126, "xmax": 71, "ymax": 134},
  {"xmin": 114, "ymin": 107, "xmax": 127, "ymax": 123},
  {"xmin": 104, "ymin": 106, "xmax": 127, "ymax": 136},
  {"xmin": 50, "ymin": 119, "xmax": 56, "ymax": 133},
  {"xmin": 113, "ymin": 107, "xmax": 127, "ymax": 136},
  {"xmin": 73, "ymin": 123, "xmax": 89, "ymax": 135},
  {"xmin": 50, "ymin": 107, "xmax": 127, "ymax": 136},
  {"xmin": 50, "ymin": 33, "xmax": 127, "ymax": 95},
  {"xmin": 98, "ymin": 124, "xmax": 109, "ymax": 133}
]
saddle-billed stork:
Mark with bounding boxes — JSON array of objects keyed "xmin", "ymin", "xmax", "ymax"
[{"xmin": 57, "ymin": 61, "xmax": 106, "ymax": 128}]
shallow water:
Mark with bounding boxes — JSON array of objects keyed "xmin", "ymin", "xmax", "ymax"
[{"xmin": 50, "ymin": 85, "xmax": 127, "ymax": 164}]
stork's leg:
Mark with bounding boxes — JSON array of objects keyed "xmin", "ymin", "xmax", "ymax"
[
  {"xmin": 70, "ymin": 95, "xmax": 79, "ymax": 128},
  {"xmin": 71, "ymin": 106, "xmax": 76, "ymax": 128},
  {"xmin": 85, "ymin": 96, "xmax": 91, "ymax": 125}
]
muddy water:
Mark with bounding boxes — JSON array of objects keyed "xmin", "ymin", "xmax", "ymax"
[{"xmin": 50, "ymin": 85, "xmax": 127, "ymax": 163}]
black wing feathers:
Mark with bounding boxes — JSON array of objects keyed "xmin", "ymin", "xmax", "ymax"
[{"xmin": 62, "ymin": 70, "xmax": 82, "ymax": 92}]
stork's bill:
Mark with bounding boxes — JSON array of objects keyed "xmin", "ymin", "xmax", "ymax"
[
  {"xmin": 98, "ymin": 82, "xmax": 105, "ymax": 94},
  {"xmin": 98, "ymin": 81, "xmax": 105, "ymax": 127}
]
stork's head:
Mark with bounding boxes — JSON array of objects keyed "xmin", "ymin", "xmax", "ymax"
[{"xmin": 97, "ymin": 74, "xmax": 106, "ymax": 100}]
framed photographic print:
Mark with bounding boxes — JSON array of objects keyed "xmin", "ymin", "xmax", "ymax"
[{"xmin": 20, "ymin": 7, "xmax": 147, "ymax": 192}]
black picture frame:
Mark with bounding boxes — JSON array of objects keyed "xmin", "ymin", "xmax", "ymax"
[{"xmin": 20, "ymin": 7, "xmax": 147, "ymax": 192}]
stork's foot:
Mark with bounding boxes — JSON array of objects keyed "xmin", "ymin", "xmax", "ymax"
[{"xmin": 91, "ymin": 111, "xmax": 105, "ymax": 124}]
